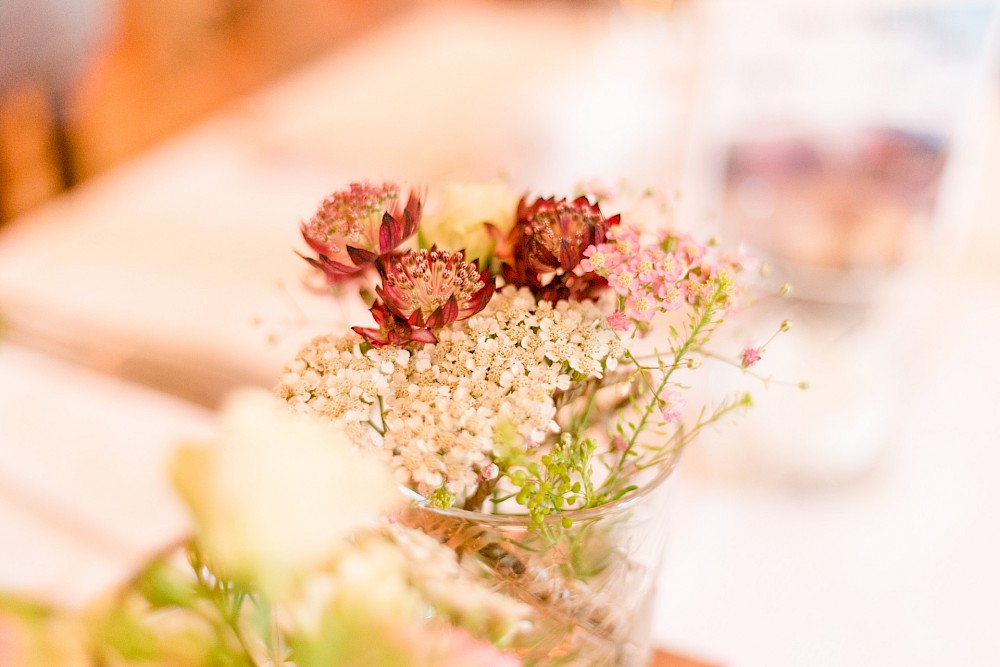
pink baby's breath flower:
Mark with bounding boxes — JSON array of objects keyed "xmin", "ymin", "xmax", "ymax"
[
  {"xmin": 741, "ymin": 346, "xmax": 762, "ymax": 368},
  {"xmin": 606, "ymin": 310, "xmax": 630, "ymax": 332}
]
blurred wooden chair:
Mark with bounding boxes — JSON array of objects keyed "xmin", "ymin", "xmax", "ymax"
[{"xmin": 0, "ymin": 0, "xmax": 115, "ymax": 220}]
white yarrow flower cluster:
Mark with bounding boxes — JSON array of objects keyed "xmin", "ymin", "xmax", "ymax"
[{"xmin": 277, "ymin": 286, "xmax": 629, "ymax": 503}]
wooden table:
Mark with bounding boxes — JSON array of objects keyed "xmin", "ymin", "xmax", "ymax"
[{"xmin": 652, "ymin": 648, "xmax": 718, "ymax": 667}]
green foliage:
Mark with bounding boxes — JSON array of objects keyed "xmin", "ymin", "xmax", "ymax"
[
  {"xmin": 429, "ymin": 487, "xmax": 455, "ymax": 509},
  {"xmin": 136, "ymin": 560, "xmax": 196, "ymax": 610},
  {"xmin": 98, "ymin": 606, "xmax": 160, "ymax": 661},
  {"xmin": 503, "ymin": 433, "xmax": 596, "ymax": 526}
]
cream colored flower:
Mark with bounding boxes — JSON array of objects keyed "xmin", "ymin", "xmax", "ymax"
[
  {"xmin": 420, "ymin": 182, "xmax": 520, "ymax": 263},
  {"xmin": 172, "ymin": 388, "xmax": 403, "ymax": 597}
]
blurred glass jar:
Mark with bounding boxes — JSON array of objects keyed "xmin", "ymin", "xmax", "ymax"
[
  {"xmin": 682, "ymin": 0, "xmax": 999, "ymax": 485},
  {"xmin": 695, "ymin": 0, "xmax": 999, "ymax": 299}
]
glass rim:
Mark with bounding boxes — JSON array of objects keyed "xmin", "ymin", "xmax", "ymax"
[{"xmin": 401, "ymin": 452, "xmax": 680, "ymax": 526}]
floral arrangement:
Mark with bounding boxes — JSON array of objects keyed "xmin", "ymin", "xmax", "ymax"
[
  {"xmin": 0, "ymin": 180, "xmax": 790, "ymax": 667},
  {"xmin": 278, "ymin": 180, "xmax": 781, "ymax": 521}
]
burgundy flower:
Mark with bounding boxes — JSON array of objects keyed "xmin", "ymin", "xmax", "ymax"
[
  {"xmin": 352, "ymin": 302, "xmax": 437, "ymax": 347},
  {"xmin": 533, "ymin": 271, "xmax": 609, "ymax": 303},
  {"xmin": 299, "ymin": 181, "xmax": 422, "ymax": 283},
  {"xmin": 377, "ymin": 248, "xmax": 495, "ymax": 330},
  {"xmin": 514, "ymin": 195, "xmax": 618, "ymax": 274}
]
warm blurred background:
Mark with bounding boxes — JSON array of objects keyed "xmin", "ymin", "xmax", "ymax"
[
  {"xmin": 0, "ymin": 0, "xmax": 406, "ymax": 219},
  {"xmin": 2, "ymin": 0, "xmax": 999, "ymax": 665}
]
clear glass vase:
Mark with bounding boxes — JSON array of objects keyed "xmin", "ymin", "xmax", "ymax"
[{"xmin": 401, "ymin": 460, "xmax": 678, "ymax": 667}]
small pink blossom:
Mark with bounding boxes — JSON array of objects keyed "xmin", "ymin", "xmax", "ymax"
[
  {"xmin": 659, "ymin": 389, "xmax": 685, "ymax": 424},
  {"xmin": 654, "ymin": 280, "xmax": 685, "ymax": 310},
  {"xmin": 653, "ymin": 250, "xmax": 681, "ymax": 283},
  {"xmin": 630, "ymin": 249, "xmax": 659, "ymax": 284},
  {"xmin": 717, "ymin": 248, "xmax": 759, "ymax": 275},
  {"xmin": 608, "ymin": 224, "xmax": 640, "ymax": 244},
  {"xmin": 625, "ymin": 293, "xmax": 656, "ymax": 321},
  {"xmin": 580, "ymin": 244, "xmax": 612, "ymax": 275},
  {"xmin": 682, "ymin": 276, "xmax": 710, "ymax": 305},
  {"xmin": 741, "ymin": 346, "xmax": 762, "ymax": 368},
  {"xmin": 606, "ymin": 310, "xmax": 630, "ymax": 332},
  {"xmin": 663, "ymin": 233, "xmax": 705, "ymax": 266},
  {"xmin": 609, "ymin": 268, "xmax": 637, "ymax": 296}
]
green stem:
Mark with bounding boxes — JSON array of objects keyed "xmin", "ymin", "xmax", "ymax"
[
  {"xmin": 598, "ymin": 285, "xmax": 728, "ymax": 499},
  {"xmin": 568, "ymin": 381, "xmax": 600, "ymax": 436},
  {"xmin": 189, "ymin": 552, "xmax": 261, "ymax": 665},
  {"xmin": 634, "ymin": 393, "xmax": 750, "ymax": 471}
]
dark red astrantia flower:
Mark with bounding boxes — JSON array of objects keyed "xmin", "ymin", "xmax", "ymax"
[
  {"xmin": 352, "ymin": 302, "xmax": 438, "ymax": 347},
  {"xmin": 516, "ymin": 195, "xmax": 618, "ymax": 273},
  {"xmin": 502, "ymin": 195, "xmax": 619, "ymax": 299},
  {"xmin": 377, "ymin": 248, "xmax": 495, "ymax": 330},
  {"xmin": 299, "ymin": 181, "xmax": 422, "ymax": 283}
]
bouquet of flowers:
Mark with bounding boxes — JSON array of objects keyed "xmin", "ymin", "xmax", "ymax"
[
  {"xmin": 279, "ymin": 180, "xmax": 774, "ymax": 517},
  {"xmin": 271, "ymin": 180, "xmax": 786, "ymax": 664},
  {"xmin": 0, "ymin": 180, "xmax": 786, "ymax": 667}
]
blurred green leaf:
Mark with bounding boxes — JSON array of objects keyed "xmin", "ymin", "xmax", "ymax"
[{"xmin": 137, "ymin": 560, "xmax": 196, "ymax": 609}]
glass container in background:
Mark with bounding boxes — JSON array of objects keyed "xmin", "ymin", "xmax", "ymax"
[{"xmin": 683, "ymin": 0, "xmax": 1000, "ymax": 486}]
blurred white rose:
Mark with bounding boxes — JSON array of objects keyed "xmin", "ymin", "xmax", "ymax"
[
  {"xmin": 419, "ymin": 183, "xmax": 521, "ymax": 263},
  {"xmin": 172, "ymin": 389, "xmax": 403, "ymax": 597}
]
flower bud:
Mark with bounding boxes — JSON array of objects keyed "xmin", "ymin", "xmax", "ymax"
[{"xmin": 419, "ymin": 183, "xmax": 520, "ymax": 264}]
